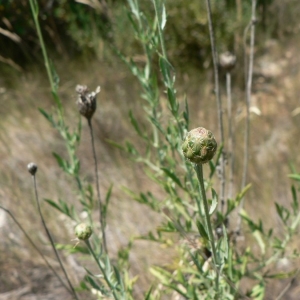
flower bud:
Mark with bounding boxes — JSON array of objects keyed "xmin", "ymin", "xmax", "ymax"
[
  {"xmin": 182, "ymin": 127, "xmax": 217, "ymax": 164},
  {"xmin": 76, "ymin": 85, "xmax": 101, "ymax": 120},
  {"xmin": 219, "ymin": 52, "xmax": 236, "ymax": 72},
  {"xmin": 27, "ymin": 162, "xmax": 38, "ymax": 175},
  {"xmin": 75, "ymin": 223, "xmax": 93, "ymax": 240}
]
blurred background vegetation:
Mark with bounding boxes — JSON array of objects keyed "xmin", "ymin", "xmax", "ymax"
[
  {"xmin": 1, "ymin": 0, "xmax": 299, "ymax": 72},
  {"xmin": 1, "ymin": 0, "xmax": 300, "ymax": 298}
]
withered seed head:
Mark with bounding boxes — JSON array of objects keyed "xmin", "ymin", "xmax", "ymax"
[
  {"xmin": 27, "ymin": 162, "xmax": 38, "ymax": 175},
  {"xmin": 219, "ymin": 52, "xmax": 236, "ymax": 72},
  {"xmin": 76, "ymin": 85, "xmax": 101, "ymax": 120}
]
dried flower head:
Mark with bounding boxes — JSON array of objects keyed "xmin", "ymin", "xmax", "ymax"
[
  {"xmin": 219, "ymin": 52, "xmax": 236, "ymax": 71},
  {"xmin": 182, "ymin": 127, "xmax": 217, "ymax": 164},
  {"xmin": 75, "ymin": 223, "xmax": 93, "ymax": 240},
  {"xmin": 76, "ymin": 85, "xmax": 101, "ymax": 120},
  {"xmin": 27, "ymin": 162, "xmax": 38, "ymax": 175}
]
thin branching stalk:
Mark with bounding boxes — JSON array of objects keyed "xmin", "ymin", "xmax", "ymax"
[
  {"xmin": 0, "ymin": 205, "xmax": 71, "ymax": 295},
  {"xmin": 84, "ymin": 240, "xmax": 119, "ymax": 300},
  {"xmin": 204, "ymin": 0, "xmax": 225, "ymax": 213},
  {"xmin": 226, "ymin": 72, "xmax": 234, "ymax": 200},
  {"xmin": 31, "ymin": 174, "xmax": 79, "ymax": 300},
  {"xmin": 152, "ymin": 0, "xmax": 167, "ymax": 59},
  {"xmin": 194, "ymin": 164, "xmax": 220, "ymax": 296},
  {"xmin": 275, "ymin": 269, "xmax": 299, "ymax": 300},
  {"xmin": 237, "ymin": 0, "xmax": 257, "ymax": 232},
  {"xmin": 29, "ymin": 0, "xmax": 55, "ymax": 93},
  {"xmin": 242, "ymin": 0, "xmax": 257, "ymax": 189},
  {"xmin": 87, "ymin": 118, "xmax": 107, "ymax": 254}
]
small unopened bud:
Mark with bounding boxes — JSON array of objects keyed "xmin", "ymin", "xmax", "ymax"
[
  {"xmin": 76, "ymin": 85, "xmax": 101, "ymax": 120},
  {"xmin": 219, "ymin": 52, "xmax": 236, "ymax": 71},
  {"xmin": 75, "ymin": 223, "xmax": 93, "ymax": 240},
  {"xmin": 182, "ymin": 127, "xmax": 217, "ymax": 164},
  {"xmin": 27, "ymin": 162, "xmax": 38, "ymax": 175}
]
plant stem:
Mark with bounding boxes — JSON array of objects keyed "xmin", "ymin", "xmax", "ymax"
[
  {"xmin": 204, "ymin": 0, "xmax": 225, "ymax": 212},
  {"xmin": 237, "ymin": 0, "xmax": 257, "ymax": 232},
  {"xmin": 87, "ymin": 118, "xmax": 108, "ymax": 254},
  {"xmin": 226, "ymin": 71, "xmax": 234, "ymax": 200},
  {"xmin": 152, "ymin": 0, "xmax": 167, "ymax": 59},
  {"xmin": 31, "ymin": 175, "xmax": 79, "ymax": 300},
  {"xmin": 0, "ymin": 205, "xmax": 71, "ymax": 295},
  {"xmin": 194, "ymin": 163, "xmax": 219, "ymax": 297},
  {"xmin": 241, "ymin": 0, "xmax": 256, "ymax": 190},
  {"xmin": 29, "ymin": 0, "xmax": 55, "ymax": 92},
  {"xmin": 85, "ymin": 240, "xmax": 119, "ymax": 300}
]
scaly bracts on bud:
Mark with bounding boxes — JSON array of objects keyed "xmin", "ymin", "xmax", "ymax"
[
  {"xmin": 75, "ymin": 223, "xmax": 93, "ymax": 240},
  {"xmin": 76, "ymin": 85, "xmax": 101, "ymax": 120},
  {"xmin": 182, "ymin": 127, "xmax": 217, "ymax": 164}
]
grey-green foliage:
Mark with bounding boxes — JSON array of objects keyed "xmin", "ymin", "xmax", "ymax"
[
  {"xmin": 25, "ymin": 0, "xmax": 300, "ymax": 299},
  {"xmin": 113, "ymin": 0, "xmax": 300, "ymax": 299}
]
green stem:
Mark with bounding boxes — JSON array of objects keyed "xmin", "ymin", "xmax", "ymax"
[
  {"xmin": 0, "ymin": 205, "xmax": 71, "ymax": 295},
  {"xmin": 32, "ymin": 175, "xmax": 79, "ymax": 300},
  {"xmin": 85, "ymin": 240, "xmax": 120, "ymax": 300},
  {"xmin": 194, "ymin": 163, "xmax": 220, "ymax": 297},
  {"xmin": 29, "ymin": 0, "xmax": 55, "ymax": 92},
  {"xmin": 204, "ymin": 0, "xmax": 225, "ymax": 212},
  {"xmin": 87, "ymin": 118, "xmax": 108, "ymax": 254},
  {"xmin": 152, "ymin": 0, "xmax": 167, "ymax": 59}
]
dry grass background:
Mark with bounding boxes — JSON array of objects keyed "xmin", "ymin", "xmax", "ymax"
[{"xmin": 0, "ymin": 34, "xmax": 300, "ymax": 299}]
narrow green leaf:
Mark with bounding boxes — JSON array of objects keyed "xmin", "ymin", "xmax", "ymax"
[
  {"xmin": 127, "ymin": 12, "xmax": 139, "ymax": 34},
  {"xmin": 105, "ymin": 184, "xmax": 113, "ymax": 207},
  {"xmin": 113, "ymin": 265, "xmax": 122, "ymax": 285},
  {"xmin": 105, "ymin": 139, "xmax": 126, "ymax": 151},
  {"xmin": 39, "ymin": 108, "xmax": 55, "ymax": 127},
  {"xmin": 196, "ymin": 220, "xmax": 209, "ymax": 241},
  {"xmin": 150, "ymin": 266, "xmax": 171, "ymax": 284},
  {"xmin": 240, "ymin": 209, "xmax": 259, "ymax": 232},
  {"xmin": 250, "ymin": 282, "xmax": 265, "ymax": 300},
  {"xmin": 275, "ymin": 202, "xmax": 290, "ymax": 224},
  {"xmin": 291, "ymin": 211, "xmax": 300, "ymax": 231},
  {"xmin": 291, "ymin": 185, "xmax": 298, "ymax": 214},
  {"xmin": 44, "ymin": 199, "xmax": 64, "ymax": 214},
  {"xmin": 183, "ymin": 94, "xmax": 189, "ymax": 129},
  {"xmin": 161, "ymin": 4, "xmax": 167, "ymax": 30},
  {"xmin": 144, "ymin": 286, "xmax": 153, "ymax": 300},
  {"xmin": 159, "ymin": 56, "xmax": 170, "ymax": 86},
  {"xmin": 253, "ymin": 230, "xmax": 265, "ymax": 255},
  {"xmin": 52, "ymin": 152, "xmax": 67, "ymax": 171},
  {"xmin": 127, "ymin": 0, "xmax": 139, "ymax": 17},
  {"xmin": 235, "ymin": 184, "xmax": 252, "ymax": 204},
  {"xmin": 148, "ymin": 115, "xmax": 165, "ymax": 135},
  {"xmin": 125, "ymin": 141, "xmax": 139, "ymax": 156},
  {"xmin": 167, "ymin": 88, "xmax": 178, "ymax": 114},
  {"xmin": 85, "ymin": 275, "xmax": 101, "ymax": 291},
  {"xmin": 56, "ymin": 243, "xmax": 89, "ymax": 254},
  {"xmin": 161, "ymin": 167, "xmax": 184, "ymax": 189},
  {"xmin": 209, "ymin": 188, "xmax": 218, "ymax": 215},
  {"xmin": 209, "ymin": 144, "xmax": 223, "ymax": 178},
  {"xmin": 129, "ymin": 110, "xmax": 145, "ymax": 138},
  {"xmin": 288, "ymin": 174, "xmax": 300, "ymax": 181},
  {"xmin": 220, "ymin": 224, "xmax": 229, "ymax": 260},
  {"xmin": 51, "ymin": 91, "xmax": 62, "ymax": 111}
]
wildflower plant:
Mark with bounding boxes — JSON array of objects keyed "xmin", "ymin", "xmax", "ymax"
[
  {"xmin": 110, "ymin": 0, "xmax": 300, "ymax": 299},
  {"xmin": 4, "ymin": 0, "xmax": 296, "ymax": 299}
]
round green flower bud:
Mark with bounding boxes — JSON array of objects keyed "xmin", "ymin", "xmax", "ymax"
[
  {"xmin": 182, "ymin": 127, "xmax": 217, "ymax": 164},
  {"xmin": 75, "ymin": 223, "xmax": 93, "ymax": 240}
]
